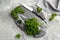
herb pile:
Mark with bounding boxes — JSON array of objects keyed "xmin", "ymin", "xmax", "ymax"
[{"xmin": 25, "ymin": 18, "xmax": 42, "ymax": 36}]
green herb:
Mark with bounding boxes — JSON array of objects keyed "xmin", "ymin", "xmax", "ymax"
[
  {"xmin": 15, "ymin": 34, "xmax": 21, "ymax": 39},
  {"xmin": 10, "ymin": 6, "xmax": 25, "ymax": 20},
  {"xmin": 49, "ymin": 13, "xmax": 57, "ymax": 21},
  {"xmin": 14, "ymin": 6, "xmax": 25, "ymax": 14},
  {"xmin": 25, "ymin": 18, "xmax": 42, "ymax": 36},
  {"xmin": 37, "ymin": 7, "xmax": 42, "ymax": 13},
  {"xmin": 17, "ymin": 20, "xmax": 22, "ymax": 24},
  {"xmin": 11, "ymin": 10, "xmax": 18, "ymax": 20}
]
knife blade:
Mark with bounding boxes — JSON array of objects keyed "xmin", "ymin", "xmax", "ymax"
[{"xmin": 20, "ymin": 3, "xmax": 47, "ymax": 23}]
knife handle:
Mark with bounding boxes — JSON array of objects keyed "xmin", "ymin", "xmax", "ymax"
[{"xmin": 32, "ymin": 11, "xmax": 45, "ymax": 20}]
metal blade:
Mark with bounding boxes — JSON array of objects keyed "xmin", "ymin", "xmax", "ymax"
[{"xmin": 20, "ymin": 3, "xmax": 33, "ymax": 12}]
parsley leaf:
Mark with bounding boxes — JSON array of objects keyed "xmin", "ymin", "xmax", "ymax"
[
  {"xmin": 11, "ymin": 10, "xmax": 18, "ymax": 20},
  {"xmin": 15, "ymin": 34, "xmax": 21, "ymax": 39},
  {"xmin": 37, "ymin": 7, "xmax": 42, "ymax": 13},
  {"xmin": 49, "ymin": 13, "xmax": 57, "ymax": 21}
]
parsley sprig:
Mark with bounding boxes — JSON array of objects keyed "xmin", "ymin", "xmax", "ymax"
[
  {"xmin": 49, "ymin": 13, "xmax": 57, "ymax": 21},
  {"xmin": 15, "ymin": 34, "xmax": 21, "ymax": 39},
  {"xmin": 37, "ymin": 7, "xmax": 42, "ymax": 13}
]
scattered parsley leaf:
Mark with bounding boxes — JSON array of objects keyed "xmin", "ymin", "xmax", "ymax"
[
  {"xmin": 37, "ymin": 7, "xmax": 42, "ymax": 13},
  {"xmin": 15, "ymin": 34, "xmax": 21, "ymax": 39},
  {"xmin": 49, "ymin": 13, "xmax": 57, "ymax": 21}
]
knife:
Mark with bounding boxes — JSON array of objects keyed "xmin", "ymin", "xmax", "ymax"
[{"xmin": 20, "ymin": 3, "xmax": 47, "ymax": 23}]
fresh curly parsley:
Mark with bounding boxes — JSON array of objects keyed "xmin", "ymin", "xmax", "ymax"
[
  {"xmin": 11, "ymin": 6, "xmax": 25, "ymax": 20},
  {"xmin": 14, "ymin": 6, "xmax": 25, "ymax": 14},
  {"xmin": 25, "ymin": 18, "xmax": 42, "ymax": 36}
]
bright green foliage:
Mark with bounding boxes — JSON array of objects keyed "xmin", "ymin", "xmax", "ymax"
[
  {"xmin": 11, "ymin": 6, "xmax": 25, "ymax": 20},
  {"xmin": 14, "ymin": 6, "xmax": 25, "ymax": 14},
  {"xmin": 11, "ymin": 10, "xmax": 18, "ymax": 20},
  {"xmin": 37, "ymin": 7, "xmax": 42, "ymax": 13},
  {"xmin": 49, "ymin": 13, "xmax": 57, "ymax": 21},
  {"xmin": 25, "ymin": 18, "xmax": 42, "ymax": 36}
]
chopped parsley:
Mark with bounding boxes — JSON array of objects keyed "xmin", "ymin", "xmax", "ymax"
[
  {"xmin": 49, "ymin": 13, "xmax": 57, "ymax": 21},
  {"xmin": 37, "ymin": 7, "xmax": 42, "ymax": 13},
  {"xmin": 25, "ymin": 18, "xmax": 42, "ymax": 36},
  {"xmin": 11, "ymin": 6, "xmax": 25, "ymax": 20},
  {"xmin": 15, "ymin": 34, "xmax": 21, "ymax": 39},
  {"xmin": 14, "ymin": 6, "xmax": 25, "ymax": 14}
]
